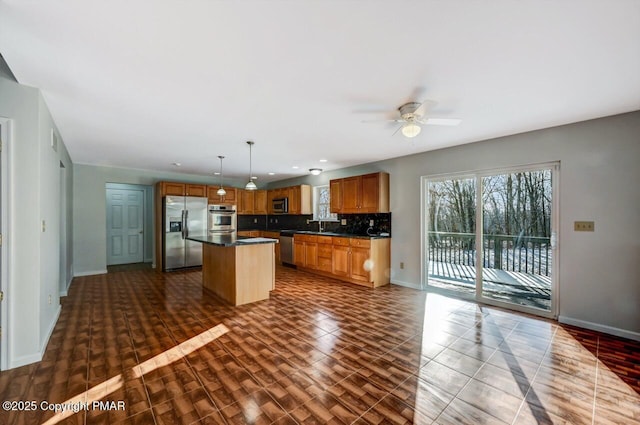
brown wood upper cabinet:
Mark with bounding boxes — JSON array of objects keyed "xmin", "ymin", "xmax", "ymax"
[
  {"xmin": 265, "ymin": 185, "xmax": 311, "ymax": 215},
  {"xmin": 254, "ymin": 190, "xmax": 268, "ymax": 214},
  {"xmin": 288, "ymin": 185, "xmax": 311, "ymax": 215},
  {"xmin": 207, "ymin": 186, "xmax": 237, "ymax": 205},
  {"xmin": 237, "ymin": 189, "xmax": 268, "ymax": 215},
  {"xmin": 330, "ymin": 179, "xmax": 342, "ymax": 213},
  {"xmin": 330, "ymin": 172, "xmax": 389, "ymax": 213},
  {"xmin": 158, "ymin": 181, "xmax": 207, "ymax": 197}
]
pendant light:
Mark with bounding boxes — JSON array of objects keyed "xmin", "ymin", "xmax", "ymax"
[
  {"xmin": 245, "ymin": 141, "xmax": 257, "ymax": 190},
  {"xmin": 216, "ymin": 155, "xmax": 226, "ymax": 196}
]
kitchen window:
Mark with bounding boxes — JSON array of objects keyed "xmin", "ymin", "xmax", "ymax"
[{"xmin": 313, "ymin": 185, "xmax": 338, "ymax": 221}]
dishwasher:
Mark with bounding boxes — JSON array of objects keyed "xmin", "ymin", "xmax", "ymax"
[{"xmin": 279, "ymin": 231, "xmax": 295, "ymax": 265}]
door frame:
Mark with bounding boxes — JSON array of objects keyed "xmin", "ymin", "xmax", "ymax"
[
  {"xmin": 105, "ymin": 183, "xmax": 153, "ymax": 266},
  {"xmin": 0, "ymin": 117, "xmax": 12, "ymax": 370},
  {"xmin": 422, "ymin": 161, "xmax": 560, "ymax": 320}
]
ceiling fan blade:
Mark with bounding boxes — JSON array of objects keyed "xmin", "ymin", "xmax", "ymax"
[
  {"xmin": 414, "ymin": 99, "xmax": 437, "ymax": 117},
  {"xmin": 423, "ymin": 118, "xmax": 462, "ymax": 126},
  {"xmin": 391, "ymin": 124, "xmax": 404, "ymax": 136},
  {"xmin": 362, "ymin": 119, "xmax": 404, "ymax": 123}
]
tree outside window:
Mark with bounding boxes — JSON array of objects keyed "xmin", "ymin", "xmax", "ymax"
[{"xmin": 313, "ymin": 185, "xmax": 338, "ymax": 221}]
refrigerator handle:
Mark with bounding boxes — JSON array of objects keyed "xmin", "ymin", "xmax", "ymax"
[
  {"xmin": 181, "ymin": 210, "xmax": 186, "ymax": 240},
  {"xmin": 184, "ymin": 209, "xmax": 189, "ymax": 238}
]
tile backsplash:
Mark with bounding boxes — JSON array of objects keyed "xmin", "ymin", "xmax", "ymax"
[{"xmin": 238, "ymin": 213, "xmax": 391, "ymax": 236}]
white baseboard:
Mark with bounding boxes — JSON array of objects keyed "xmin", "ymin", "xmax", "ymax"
[
  {"xmin": 9, "ymin": 352, "xmax": 42, "ymax": 369},
  {"xmin": 390, "ymin": 279, "xmax": 422, "ymax": 290},
  {"xmin": 558, "ymin": 315, "xmax": 640, "ymax": 342},
  {"xmin": 74, "ymin": 269, "xmax": 107, "ymax": 277},
  {"xmin": 9, "ymin": 306, "xmax": 61, "ymax": 369},
  {"xmin": 60, "ymin": 275, "xmax": 73, "ymax": 297},
  {"xmin": 40, "ymin": 305, "xmax": 61, "ymax": 353}
]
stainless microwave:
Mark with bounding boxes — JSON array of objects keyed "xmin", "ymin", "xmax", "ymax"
[{"xmin": 272, "ymin": 197, "xmax": 288, "ymax": 214}]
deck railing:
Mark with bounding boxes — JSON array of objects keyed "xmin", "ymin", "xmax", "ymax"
[{"xmin": 428, "ymin": 231, "xmax": 551, "ymax": 276}]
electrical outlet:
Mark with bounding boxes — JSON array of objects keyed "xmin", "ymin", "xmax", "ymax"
[
  {"xmin": 42, "ymin": 220, "xmax": 46, "ymax": 232},
  {"xmin": 253, "ymin": 218, "xmax": 257, "ymax": 223},
  {"xmin": 275, "ymin": 218, "xmax": 278, "ymax": 223},
  {"xmin": 48, "ymin": 295, "xmax": 52, "ymax": 305},
  {"xmin": 307, "ymin": 219, "xmax": 310, "ymax": 224},
  {"xmin": 341, "ymin": 219, "xmax": 347, "ymax": 225},
  {"xmin": 369, "ymin": 219, "xmax": 374, "ymax": 227},
  {"xmin": 574, "ymin": 221, "xmax": 594, "ymax": 232},
  {"xmin": 400, "ymin": 262, "xmax": 404, "ymax": 269}
]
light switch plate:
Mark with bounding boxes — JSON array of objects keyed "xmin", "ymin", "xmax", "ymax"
[{"xmin": 341, "ymin": 219, "xmax": 347, "ymax": 225}]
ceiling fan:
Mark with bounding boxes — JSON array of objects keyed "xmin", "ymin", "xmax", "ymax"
[{"xmin": 363, "ymin": 100, "xmax": 461, "ymax": 138}]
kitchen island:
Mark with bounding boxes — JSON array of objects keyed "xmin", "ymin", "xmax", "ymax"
[{"xmin": 187, "ymin": 234, "xmax": 278, "ymax": 306}]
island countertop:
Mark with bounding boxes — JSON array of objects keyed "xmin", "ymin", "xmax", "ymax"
[
  {"xmin": 187, "ymin": 234, "xmax": 278, "ymax": 247},
  {"xmin": 187, "ymin": 233, "xmax": 277, "ymax": 306}
]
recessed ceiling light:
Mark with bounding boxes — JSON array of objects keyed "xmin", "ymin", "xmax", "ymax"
[
  {"xmin": 172, "ymin": 162, "xmax": 181, "ymax": 167},
  {"xmin": 213, "ymin": 172, "xmax": 220, "ymax": 175},
  {"xmin": 268, "ymin": 172, "xmax": 275, "ymax": 175},
  {"xmin": 251, "ymin": 176, "xmax": 258, "ymax": 180},
  {"xmin": 319, "ymin": 159, "xmax": 328, "ymax": 163},
  {"xmin": 292, "ymin": 166, "xmax": 299, "ymax": 169}
]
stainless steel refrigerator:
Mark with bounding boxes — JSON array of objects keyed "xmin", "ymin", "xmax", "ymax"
[{"xmin": 162, "ymin": 195, "xmax": 208, "ymax": 271}]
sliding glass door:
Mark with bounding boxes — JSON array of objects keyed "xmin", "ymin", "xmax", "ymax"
[
  {"xmin": 480, "ymin": 169, "xmax": 554, "ymax": 310},
  {"xmin": 425, "ymin": 164, "xmax": 557, "ymax": 317},
  {"xmin": 426, "ymin": 176, "xmax": 477, "ymax": 295}
]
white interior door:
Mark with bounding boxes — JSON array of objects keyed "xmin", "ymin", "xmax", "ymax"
[{"xmin": 107, "ymin": 188, "xmax": 144, "ymax": 265}]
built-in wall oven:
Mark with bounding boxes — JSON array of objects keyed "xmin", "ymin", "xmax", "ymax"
[{"xmin": 208, "ymin": 204, "xmax": 237, "ymax": 234}]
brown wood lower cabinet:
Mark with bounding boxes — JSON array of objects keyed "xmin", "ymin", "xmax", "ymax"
[
  {"xmin": 295, "ymin": 234, "xmax": 390, "ymax": 288},
  {"xmin": 294, "ymin": 234, "xmax": 318, "ymax": 269},
  {"xmin": 331, "ymin": 245, "xmax": 350, "ymax": 277},
  {"xmin": 316, "ymin": 236, "xmax": 333, "ymax": 273}
]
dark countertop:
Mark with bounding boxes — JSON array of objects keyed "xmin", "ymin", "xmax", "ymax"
[
  {"xmin": 187, "ymin": 234, "xmax": 279, "ymax": 247},
  {"xmin": 242, "ymin": 229, "xmax": 391, "ymax": 239}
]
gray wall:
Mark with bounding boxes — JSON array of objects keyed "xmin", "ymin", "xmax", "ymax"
[
  {"xmin": 0, "ymin": 69, "xmax": 74, "ymax": 368},
  {"xmin": 269, "ymin": 112, "xmax": 640, "ymax": 339},
  {"xmin": 72, "ymin": 164, "xmax": 245, "ymax": 274}
]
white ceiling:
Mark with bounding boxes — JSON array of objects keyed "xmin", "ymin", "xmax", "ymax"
[{"xmin": 1, "ymin": 0, "xmax": 639, "ymax": 183}]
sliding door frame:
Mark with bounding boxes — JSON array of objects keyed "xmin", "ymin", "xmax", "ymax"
[{"xmin": 422, "ymin": 161, "xmax": 560, "ymax": 319}]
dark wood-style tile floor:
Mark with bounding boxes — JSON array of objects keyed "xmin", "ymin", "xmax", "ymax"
[{"xmin": 1, "ymin": 266, "xmax": 638, "ymax": 424}]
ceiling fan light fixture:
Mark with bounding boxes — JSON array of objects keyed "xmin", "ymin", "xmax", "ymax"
[
  {"xmin": 245, "ymin": 141, "xmax": 257, "ymax": 190},
  {"xmin": 401, "ymin": 123, "xmax": 421, "ymax": 138},
  {"xmin": 309, "ymin": 168, "xmax": 323, "ymax": 175}
]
